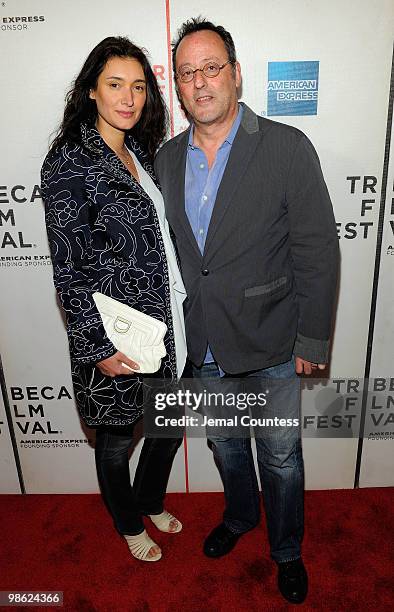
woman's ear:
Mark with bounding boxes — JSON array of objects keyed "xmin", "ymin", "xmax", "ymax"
[{"xmin": 89, "ymin": 89, "xmax": 96, "ymax": 100}]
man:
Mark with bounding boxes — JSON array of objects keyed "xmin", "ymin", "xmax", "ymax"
[{"xmin": 155, "ymin": 17, "xmax": 339, "ymax": 604}]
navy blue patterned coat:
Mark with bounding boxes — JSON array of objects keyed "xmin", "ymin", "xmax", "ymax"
[{"xmin": 41, "ymin": 124, "xmax": 177, "ymax": 427}]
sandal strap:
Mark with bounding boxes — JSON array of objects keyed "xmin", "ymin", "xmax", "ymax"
[
  {"xmin": 149, "ymin": 510, "xmax": 182, "ymax": 533},
  {"xmin": 124, "ymin": 530, "xmax": 161, "ymax": 562}
]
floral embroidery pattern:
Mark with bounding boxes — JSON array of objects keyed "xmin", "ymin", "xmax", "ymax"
[{"xmin": 41, "ymin": 124, "xmax": 176, "ymax": 426}]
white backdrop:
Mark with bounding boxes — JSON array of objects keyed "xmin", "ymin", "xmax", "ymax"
[
  {"xmin": 0, "ymin": 388, "xmax": 20, "ymax": 493},
  {"xmin": 0, "ymin": 0, "xmax": 393, "ymax": 493},
  {"xmin": 360, "ymin": 116, "xmax": 394, "ymax": 487}
]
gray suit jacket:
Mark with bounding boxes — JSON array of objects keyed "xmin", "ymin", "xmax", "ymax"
[{"xmin": 155, "ymin": 103, "xmax": 339, "ymax": 373}]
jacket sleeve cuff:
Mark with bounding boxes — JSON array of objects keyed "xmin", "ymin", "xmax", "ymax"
[
  {"xmin": 294, "ymin": 333, "xmax": 330, "ymax": 364},
  {"xmin": 67, "ymin": 320, "xmax": 118, "ymax": 365},
  {"xmin": 72, "ymin": 344, "xmax": 118, "ymax": 366}
]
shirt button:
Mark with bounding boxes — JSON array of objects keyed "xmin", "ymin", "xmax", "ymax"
[
  {"xmin": 201, "ymin": 269, "xmax": 209, "ymax": 276},
  {"xmin": 199, "ymin": 228, "xmax": 204, "ymax": 235},
  {"xmin": 199, "ymin": 163, "xmax": 205, "ymax": 169},
  {"xmin": 202, "ymin": 195, "xmax": 208, "ymax": 202}
]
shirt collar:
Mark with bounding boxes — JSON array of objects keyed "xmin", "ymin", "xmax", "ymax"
[{"xmin": 188, "ymin": 103, "xmax": 243, "ymax": 149}]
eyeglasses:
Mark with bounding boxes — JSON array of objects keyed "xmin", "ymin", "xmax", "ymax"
[{"xmin": 176, "ymin": 60, "xmax": 233, "ymax": 83}]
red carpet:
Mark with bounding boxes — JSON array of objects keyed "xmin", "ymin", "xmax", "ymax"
[{"xmin": 1, "ymin": 489, "xmax": 394, "ymax": 611}]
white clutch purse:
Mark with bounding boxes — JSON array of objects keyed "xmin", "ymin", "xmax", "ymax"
[{"xmin": 92, "ymin": 292, "xmax": 167, "ymax": 373}]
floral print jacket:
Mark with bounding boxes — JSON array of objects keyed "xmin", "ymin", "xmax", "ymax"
[{"xmin": 41, "ymin": 124, "xmax": 176, "ymax": 426}]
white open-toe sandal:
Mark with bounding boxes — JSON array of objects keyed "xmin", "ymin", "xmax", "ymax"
[
  {"xmin": 148, "ymin": 510, "xmax": 182, "ymax": 533},
  {"xmin": 123, "ymin": 530, "xmax": 162, "ymax": 562}
]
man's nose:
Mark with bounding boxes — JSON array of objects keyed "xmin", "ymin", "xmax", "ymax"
[{"xmin": 193, "ymin": 69, "xmax": 207, "ymax": 88}]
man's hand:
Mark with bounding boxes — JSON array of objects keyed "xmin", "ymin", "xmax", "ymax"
[
  {"xmin": 96, "ymin": 351, "xmax": 140, "ymax": 377},
  {"xmin": 295, "ymin": 357, "xmax": 326, "ymax": 376}
]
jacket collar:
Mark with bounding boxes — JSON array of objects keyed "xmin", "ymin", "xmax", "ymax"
[
  {"xmin": 80, "ymin": 123, "xmax": 160, "ymax": 191},
  {"xmin": 239, "ymin": 102, "xmax": 259, "ymax": 134}
]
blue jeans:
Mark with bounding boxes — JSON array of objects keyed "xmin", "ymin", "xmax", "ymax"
[{"xmin": 193, "ymin": 358, "xmax": 304, "ymax": 563}]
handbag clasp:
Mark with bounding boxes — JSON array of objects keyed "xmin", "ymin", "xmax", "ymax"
[{"xmin": 113, "ymin": 316, "xmax": 132, "ymax": 334}]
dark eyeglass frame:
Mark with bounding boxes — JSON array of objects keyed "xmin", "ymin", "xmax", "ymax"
[{"xmin": 176, "ymin": 60, "xmax": 234, "ymax": 83}]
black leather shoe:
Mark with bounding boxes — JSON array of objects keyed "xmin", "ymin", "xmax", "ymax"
[
  {"xmin": 277, "ymin": 558, "xmax": 308, "ymax": 604},
  {"xmin": 203, "ymin": 523, "xmax": 241, "ymax": 558}
]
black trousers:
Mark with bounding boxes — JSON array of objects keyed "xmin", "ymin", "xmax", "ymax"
[{"xmin": 95, "ymin": 424, "xmax": 182, "ymax": 535}]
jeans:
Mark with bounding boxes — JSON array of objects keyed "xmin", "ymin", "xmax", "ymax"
[
  {"xmin": 193, "ymin": 358, "xmax": 304, "ymax": 563},
  {"xmin": 95, "ymin": 424, "xmax": 182, "ymax": 536}
]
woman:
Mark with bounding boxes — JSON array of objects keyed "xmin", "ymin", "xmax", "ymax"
[{"xmin": 41, "ymin": 36, "xmax": 187, "ymax": 562}]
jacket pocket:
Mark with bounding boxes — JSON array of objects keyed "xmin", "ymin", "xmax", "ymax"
[{"xmin": 244, "ymin": 276, "xmax": 287, "ymax": 298}]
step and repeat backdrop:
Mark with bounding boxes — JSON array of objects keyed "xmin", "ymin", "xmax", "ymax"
[{"xmin": 0, "ymin": 0, "xmax": 393, "ymax": 493}]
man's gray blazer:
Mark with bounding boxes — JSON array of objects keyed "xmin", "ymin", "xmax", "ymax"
[{"xmin": 155, "ymin": 103, "xmax": 339, "ymax": 373}]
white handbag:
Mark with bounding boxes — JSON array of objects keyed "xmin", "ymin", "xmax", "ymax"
[{"xmin": 93, "ymin": 292, "xmax": 167, "ymax": 373}]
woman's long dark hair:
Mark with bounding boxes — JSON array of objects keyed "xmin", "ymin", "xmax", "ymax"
[{"xmin": 49, "ymin": 36, "xmax": 168, "ymax": 159}]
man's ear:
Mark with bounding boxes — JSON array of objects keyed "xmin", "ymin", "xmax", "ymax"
[{"xmin": 234, "ymin": 61, "xmax": 242, "ymax": 89}]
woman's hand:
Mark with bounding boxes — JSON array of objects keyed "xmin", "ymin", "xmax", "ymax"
[{"xmin": 96, "ymin": 351, "xmax": 140, "ymax": 377}]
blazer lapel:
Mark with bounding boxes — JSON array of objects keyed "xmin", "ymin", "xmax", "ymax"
[
  {"xmin": 204, "ymin": 105, "xmax": 263, "ymax": 258},
  {"xmin": 170, "ymin": 130, "xmax": 202, "ymax": 259}
]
